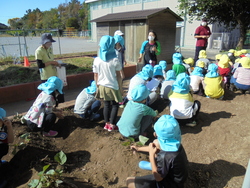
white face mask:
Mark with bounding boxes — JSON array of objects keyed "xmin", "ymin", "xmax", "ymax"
[
  {"xmin": 148, "ymin": 36, "xmax": 155, "ymax": 41},
  {"xmin": 201, "ymin": 22, "xmax": 207, "ymax": 26}
]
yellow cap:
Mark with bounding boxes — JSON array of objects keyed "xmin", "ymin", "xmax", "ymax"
[
  {"xmin": 235, "ymin": 50, "xmax": 242, "ymax": 57},
  {"xmin": 228, "ymin": 49, "xmax": 235, "ymax": 53},
  {"xmin": 239, "ymin": 57, "xmax": 250, "ymax": 68},
  {"xmin": 241, "ymin": 49, "xmax": 248, "ymax": 54},
  {"xmin": 218, "ymin": 54, "xmax": 229, "ymax": 68},
  {"xmin": 198, "ymin": 50, "xmax": 207, "ymax": 59},
  {"xmin": 183, "ymin": 58, "xmax": 194, "ymax": 66},
  {"xmin": 197, "ymin": 61, "xmax": 205, "ymax": 68},
  {"xmin": 215, "ymin": 54, "xmax": 222, "ymax": 60}
]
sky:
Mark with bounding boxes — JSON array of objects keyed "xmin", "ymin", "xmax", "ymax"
[{"xmin": 0, "ymin": 0, "xmax": 84, "ymax": 26}]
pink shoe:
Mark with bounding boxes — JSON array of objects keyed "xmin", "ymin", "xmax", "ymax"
[
  {"xmin": 104, "ymin": 123, "xmax": 110, "ymax": 130},
  {"xmin": 108, "ymin": 125, "xmax": 119, "ymax": 132},
  {"xmin": 43, "ymin": 130, "xmax": 58, "ymax": 137}
]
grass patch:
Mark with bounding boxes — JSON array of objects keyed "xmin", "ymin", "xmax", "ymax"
[{"xmin": 0, "ymin": 52, "xmax": 97, "ymax": 87}]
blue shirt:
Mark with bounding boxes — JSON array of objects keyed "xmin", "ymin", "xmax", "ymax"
[{"xmin": 117, "ymin": 101, "xmax": 157, "ymax": 137}]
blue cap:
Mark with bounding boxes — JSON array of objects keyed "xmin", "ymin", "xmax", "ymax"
[
  {"xmin": 166, "ymin": 70, "xmax": 176, "ymax": 81},
  {"xmin": 206, "ymin": 63, "xmax": 219, "ymax": 78},
  {"xmin": 159, "ymin": 60, "xmax": 167, "ymax": 70},
  {"xmin": 136, "ymin": 64, "xmax": 153, "ymax": 80},
  {"xmin": 85, "ymin": 81, "xmax": 97, "ymax": 94},
  {"xmin": 153, "ymin": 65, "xmax": 163, "ymax": 76},
  {"xmin": 131, "ymin": 84, "xmax": 150, "ymax": 102},
  {"xmin": 172, "ymin": 53, "xmax": 183, "ymax": 64},
  {"xmin": 114, "ymin": 34, "xmax": 124, "ymax": 47},
  {"xmin": 191, "ymin": 67, "xmax": 204, "ymax": 77},
  {"xmin": 99, "ymin": 35, "xmax": 117, "ymax": 61},
  {"xmin": 172, "ymin": 73, "xmax": 190, "ymax": 94},
  {"xmin": 0, "ymin": 108, "xmax": 6, "ymax": 120},
  {"xmin": 154, "ymin": 115, "xmax": 181, "ymax": 152},
  {"xmin": 38, "ymin": 76, "xmax": 63, "ymax": 94}
]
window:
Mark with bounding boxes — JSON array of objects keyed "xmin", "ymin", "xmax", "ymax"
[
  {"xmin": 92, "ymin": 2, "xmax": 99, "ymax": 10},
  {"xmin": 102, "ymin": 0, "xmax": 112, "ymax": 9},
  {"xmin": 113, "ymin": 0, "xmax": 125, "ymax": 6}
]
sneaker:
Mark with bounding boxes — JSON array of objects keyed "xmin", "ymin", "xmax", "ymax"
[
  {"xmin": 108, "ymin": 125, "xmax": 119, "ymax": 132},
  {"xmin": 185, "ymin": 121, "xmax": 197, "ymax": 127},
  {"xmin": 104, "ymin": 123, "xmax": 110, "ymax": 130},
  {"xmin": 43, "ymin": 130, "xmax": 58, "ymax": 137}
]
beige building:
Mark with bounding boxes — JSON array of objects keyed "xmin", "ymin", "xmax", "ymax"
[{"xmin": 86, "ymin": 0, "xmax": 241, "ymax": 56}]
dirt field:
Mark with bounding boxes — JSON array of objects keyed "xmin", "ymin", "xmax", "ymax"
[{"xmin": 1, "ymin": 81, "xmax": 250, "ymax": 188}]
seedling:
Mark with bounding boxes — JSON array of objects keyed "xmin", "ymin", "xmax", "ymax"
[{"xmin": 28, "ymin": 151, "xmax": 67, "ymax": 188}]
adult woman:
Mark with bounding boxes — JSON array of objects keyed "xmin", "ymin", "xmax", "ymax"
[
  {"xmin": 93, "ymin": 35, "xmax": 123, "ymax": 131},
  {"xmin": 138, "ymin": 30, "xmax": 161, "ymax": 66},
  {"xmin": 36, "ymin": 33, "xmax": 61, "ymax": 82}
]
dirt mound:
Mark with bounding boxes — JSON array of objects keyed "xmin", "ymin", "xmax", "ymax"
[{"xmin": 1, "ymin": 89, "xmax": 250, "ymax": 188}]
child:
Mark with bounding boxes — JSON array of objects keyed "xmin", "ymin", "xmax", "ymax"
[
  {"xmin": 190, "ymin": 65, "xmax": 205, "ymax": 96},
  {"xmin": 0, "ymin": 108, "xmax": 14, "ymax": 162},
  {"xmin": 114, "ymin": 30, "xmax": 126, "ymax": 68},
  {"xmin": 172, "ymin": 52, "xmax": 186, "ymax": 76},
  {"xmin": 127, "ymin": 64, "xmax": 153, "ymax": 101},
  {"xmin": 228, "ymin": 49, "xmax": 236, "ymax": 64},
  {"xmin": 204, "ymin": 63, "xmax": 224, "ymax": 99},
  {"xmin": 195, "ymin": 50, "xmax": 210, "ymax": 70},
  {"xmin": 183, "ymin": 57, "xmax": 194, "ymax": 75},
  {"xmin": 160, "ymin": 70, "xmax": 176, "ymax": 100},
  {"xmin": 217, "ymin": 54, "xmax": 231, "ymax": 89},
  {"xmin": 158, "ymin": 60, "xmax": 167, "ymax": 79},
  {"xmin": 93, "ymin": 35, "xmax": 123, "ymax": 131},
  {"xmin": 117, "ymin": 84, "xmax": 157, "ymax": 138},
  {"xmin": 230, "ymin": 57, "xmax": 250, "ymax": 94},
  {"xmin": 74, "ymin": 81, "xmax": 101, "ymax": 121},
  {"xmin": 168, "ymin": 73, "xmax": 201, "ymax": 127},
  {"xmin": 23, "ymin": 76, "xmax": 64, "ymax": 137},
  {"xmin": 215, "ymin": 53, "xmax": 222, "ymax": 64},
  {"xmin": 146, "ymin": 65, "xmax": 164, "ymax": 105},
  {"xmin": 127, "ymin": 115, "xmax": 188, "ymax": 188}
]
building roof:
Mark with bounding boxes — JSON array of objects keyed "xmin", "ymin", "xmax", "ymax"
[{"xmin": 91, "ymin": 7, "xmax": 183, "ymax": 23}]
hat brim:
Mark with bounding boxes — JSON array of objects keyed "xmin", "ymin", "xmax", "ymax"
[{"xmin": 40, "ymin": 39, "xmax": 56, "ymax": 45}]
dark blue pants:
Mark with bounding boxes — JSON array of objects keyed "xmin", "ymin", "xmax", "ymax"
[{"xmin": 194, "ymin": 46, "xmax": 207, "ymax": 62}]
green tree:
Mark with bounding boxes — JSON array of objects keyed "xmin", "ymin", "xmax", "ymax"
[
  {"xmin": 8, "ymin": 18, "xmax": 23, "ymax": 29},
  {"xmin": 178, "ymin": 0, "xmax": 250, "ymax": 49},
  {"xmin": 42, "ymin": 9, "xmax": 62, "ymax": 29},
  {"xmin": 66, "ymin": 17, "xmax": 79, "ymax": 29}
]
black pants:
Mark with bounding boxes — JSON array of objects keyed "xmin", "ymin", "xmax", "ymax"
[
  {"xmin": 0, "ymin": 144, "xmax": 8, "ymax": 160},
  {"xmin": 103, "ymin": 101, "xmax": 119, "ymax": 125},
  {"xmin": 27, "ymin": 113, "xmax": 57, "ymax": 132}
]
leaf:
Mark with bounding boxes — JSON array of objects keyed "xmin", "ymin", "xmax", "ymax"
[
  {"xmin": 28, "ymin": 179, "xmax": 39, "ymax": 187},
  {"xmin": 122, "ymin": 141, "xmax": 131, "ymax": 146},
  {"xmin": 54, "ymin": 151, "xmax": 67, "ymax": 165},
  {"xmin": 128, "ymin": 137, "xmax": 135, "ymax": 142},
  {"xmin": 43, "ymin": 164, "xmax": 51, "ymax": 172},
  {"xmin": 46, "ymin": 169, "xmax": 55, "ymax": 175},
  {"xmin": 20, "ymin": 133, "xmax": 30, "ymax": 139},
  {"xmin": 37, "ymin": 182, "xmax": 42, "ymax": 188},
  {"xmin": 56, "ymin": 180, "xmax": 63, "ymax": 184},
  {"xmin": 139, "ymin": 135, "xmax": 149, "ymax": 146}
]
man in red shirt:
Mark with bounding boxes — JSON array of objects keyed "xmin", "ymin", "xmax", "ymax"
[{"xmin": 194, "ymin": 18, "xmax": 211, "ymax": 62}]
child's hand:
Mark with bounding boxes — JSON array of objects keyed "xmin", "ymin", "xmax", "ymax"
[
  {"xmin": 131, "ymin": 145, "xmax": 138, "ymax": 151},
  {"xmin": 149, "ymin": 143, "xmax": 158, "ymax": 157}
]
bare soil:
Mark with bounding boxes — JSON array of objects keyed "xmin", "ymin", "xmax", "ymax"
[{"xmin": 1, "ymin": 84, "xmax": 250, "ymax": 188}]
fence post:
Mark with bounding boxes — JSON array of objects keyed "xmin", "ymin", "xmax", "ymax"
[{"xmin": 18, "ymin": 32, "xmax": 22, "ymax": 57}]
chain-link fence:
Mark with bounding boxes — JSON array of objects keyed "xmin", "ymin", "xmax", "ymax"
[{"xmin": 0, "ymin": 29, "xmax": 92, "ymax": 58}]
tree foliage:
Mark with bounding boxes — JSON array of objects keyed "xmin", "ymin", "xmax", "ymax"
[
  {"xmin": 178, "ymin": 0, "xmax": 250, "ymax": 49},
  {"xmin": 7, "ymin": 0, "xmax": 89, "ymax": 31}
]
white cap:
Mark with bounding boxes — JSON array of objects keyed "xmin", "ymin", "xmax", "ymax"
[{"xmin": 114, "ymin": 30, "xmax": 124, "ymax": 36}]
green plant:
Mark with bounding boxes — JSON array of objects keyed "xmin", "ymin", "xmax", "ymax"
[
  {"xmin": 122, "ymin": 135, "xmax": 149, "ymax": 146},
  {"xmin": 11, "ymin": 132, "xmax": 31, "ymax": 155},
  {"xmin": 28, "ymin": 151, "xmax": 67, "ymax": 188}
]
